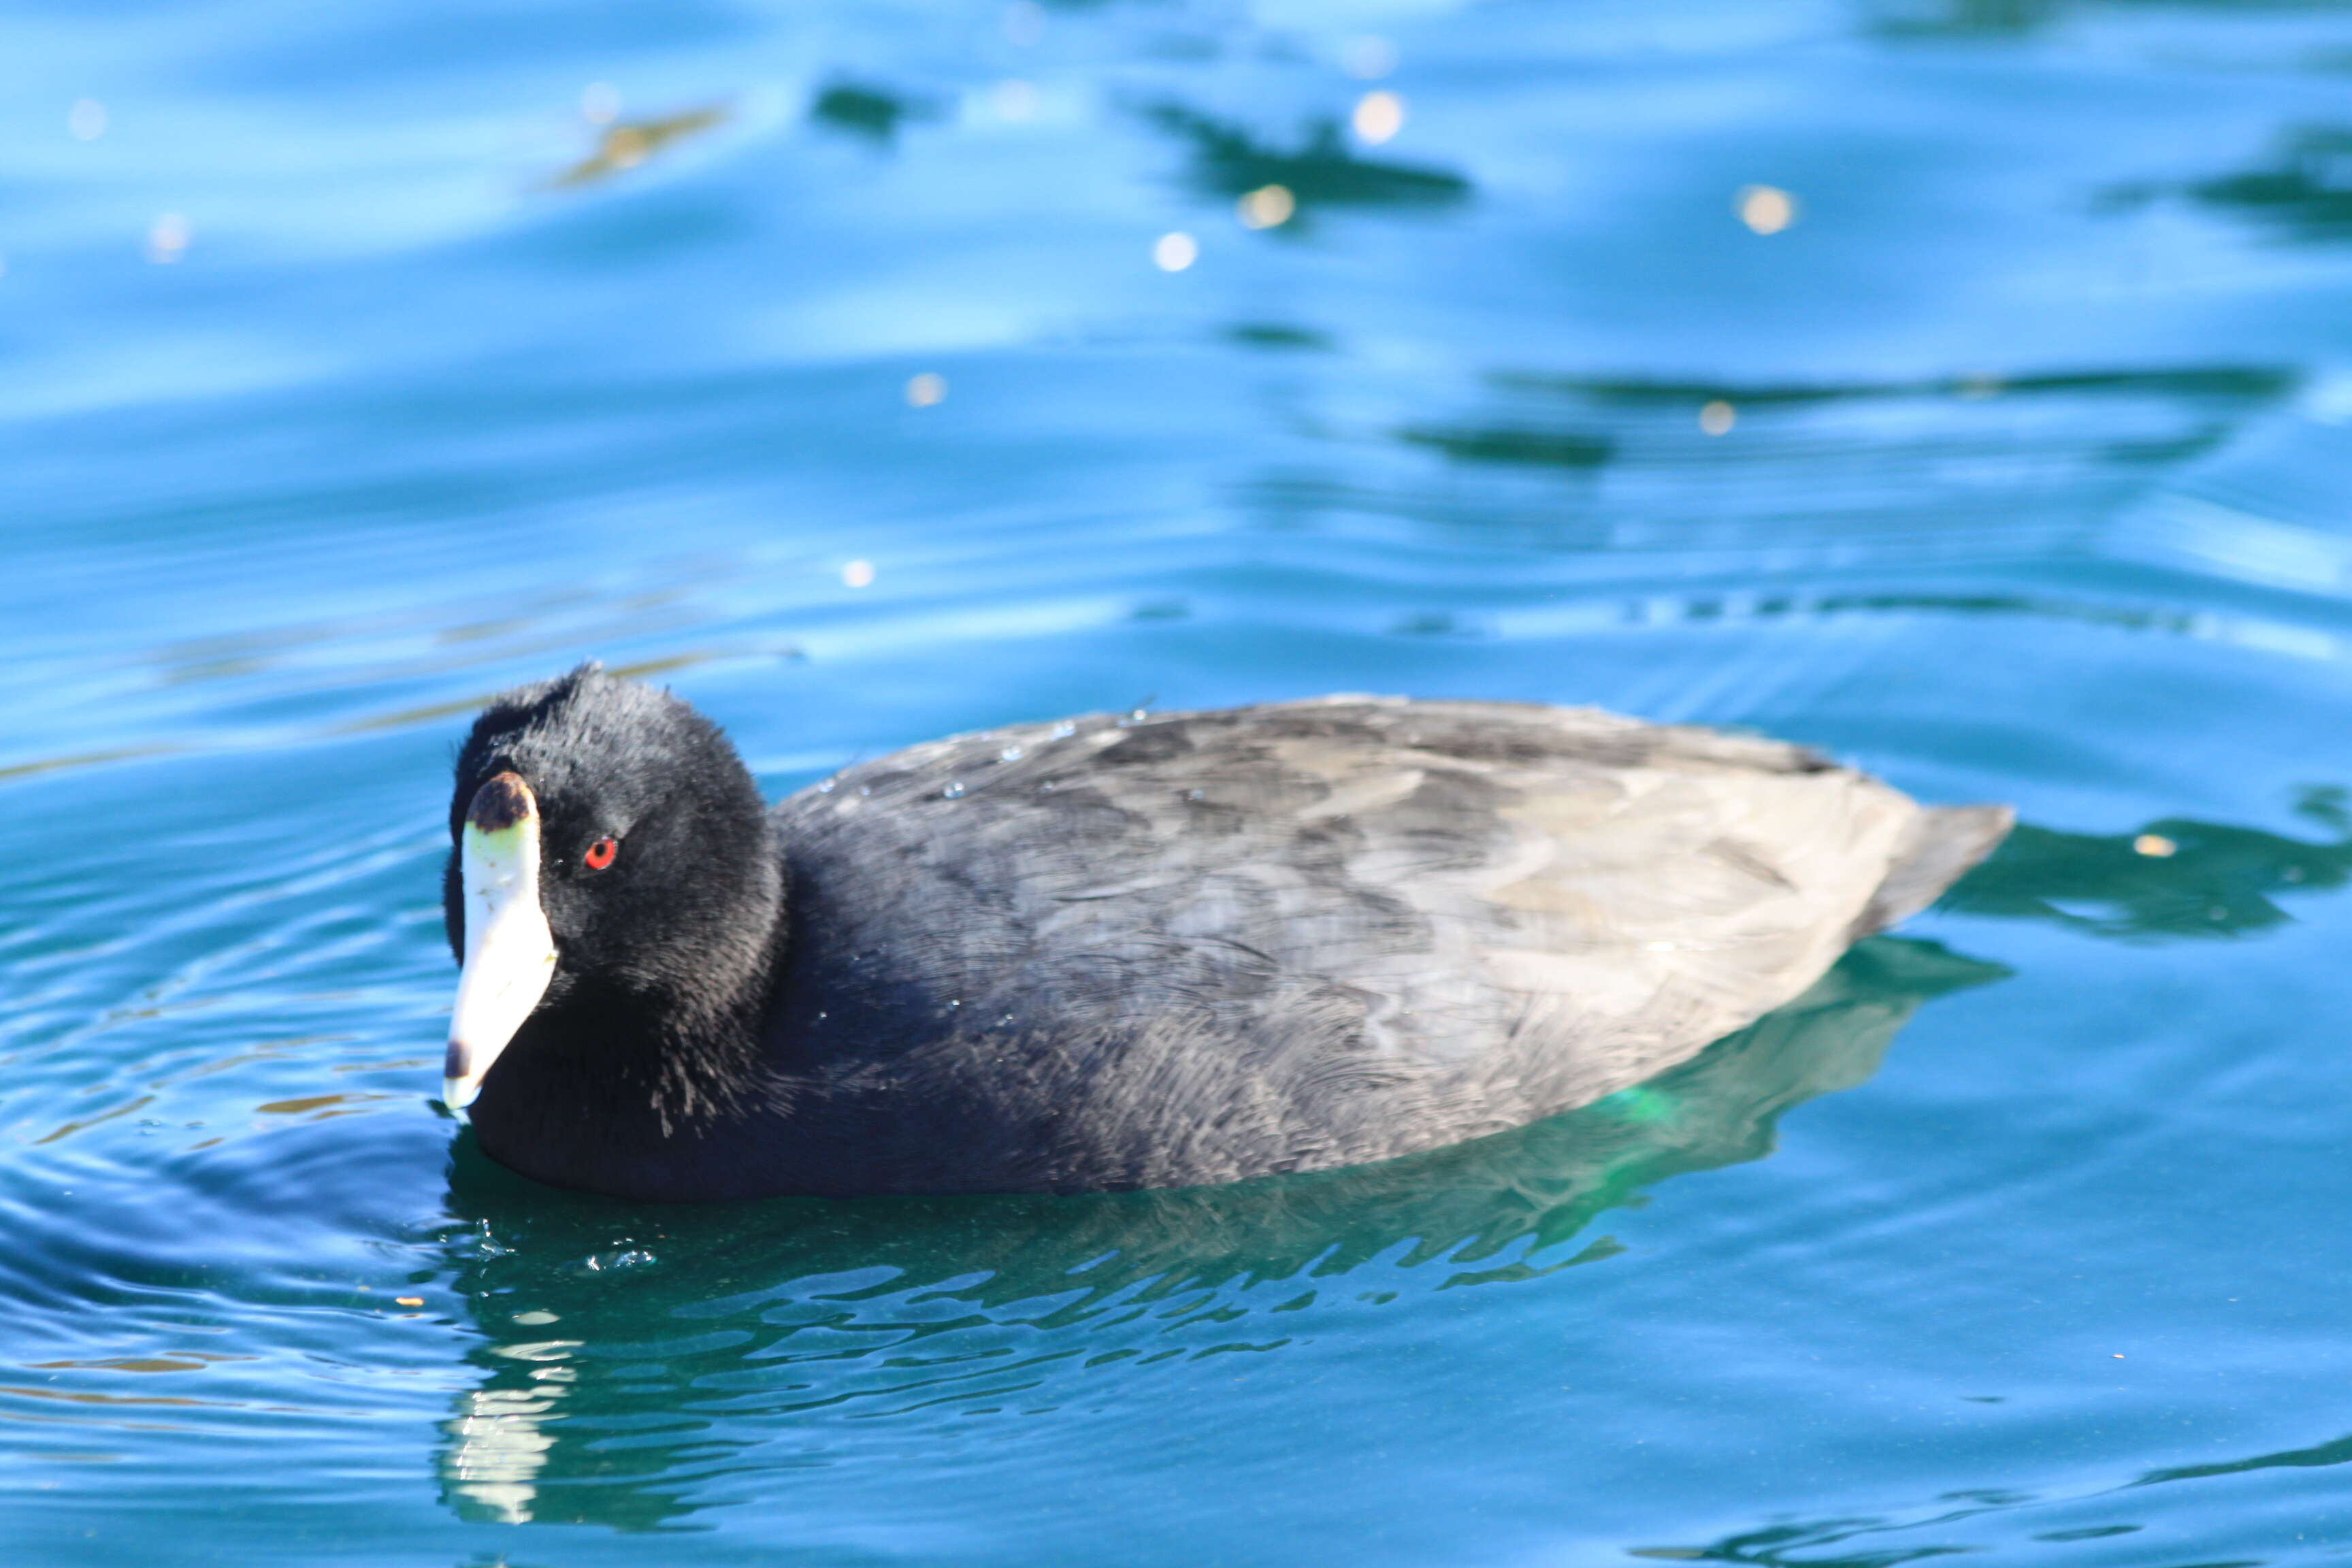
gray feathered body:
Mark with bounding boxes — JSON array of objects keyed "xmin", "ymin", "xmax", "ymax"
[{"xmin": 748, "ymin": 697, "xmax": 2010, "ymax": 1194}]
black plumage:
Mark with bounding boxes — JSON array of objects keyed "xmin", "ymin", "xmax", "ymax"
[{"xmin": 444, "ymin": 665, "xmax": 2010, "ymax": 1200}]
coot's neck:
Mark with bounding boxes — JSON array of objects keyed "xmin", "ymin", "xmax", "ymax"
[{"xmin": 469, "ymin": 906, "xmax": 794, "ymax": 1191}]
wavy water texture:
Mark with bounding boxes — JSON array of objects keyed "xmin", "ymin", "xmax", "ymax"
[{"xmin": 8, "ymin": 0, "xmax": 2352, "ymax": 1565}]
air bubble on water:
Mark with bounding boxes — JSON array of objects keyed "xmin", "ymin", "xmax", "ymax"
[{"xmin": 582, "ymin": 1249, "xmax": 656, "ymax": 1273}]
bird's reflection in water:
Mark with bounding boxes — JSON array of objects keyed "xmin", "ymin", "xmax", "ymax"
[
  {"xmin": 432, "ymin": 936, "xmax": 2001, "ymax": 1529},
  {"xmin": 428, "ymin": 796, "xmax": 2352, "ymax": 1529}
]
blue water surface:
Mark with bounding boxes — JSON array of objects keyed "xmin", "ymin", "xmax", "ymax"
[{"xmin": 10, "ymin": 0, "xmax": 2352, "ymax": 1562}]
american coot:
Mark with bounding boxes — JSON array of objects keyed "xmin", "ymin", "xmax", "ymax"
[{"xmin": 443, "ymin": 664, "xmax": 2010, "ymax": 1200}]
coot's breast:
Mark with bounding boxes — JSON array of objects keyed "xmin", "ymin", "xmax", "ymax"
[{"xmin": 758, "ymin": 698, "xmax": 1923, "ymax": 1191}]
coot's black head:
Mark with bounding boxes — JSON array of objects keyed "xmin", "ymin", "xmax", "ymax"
[{"xmin": 440, "ymin": 664, "xmax": 781, "ymax": 1111}]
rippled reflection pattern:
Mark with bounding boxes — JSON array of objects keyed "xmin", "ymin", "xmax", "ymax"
[
  {"xmin": 430, "ymin": 940, "xmax": 1995, "ymax": 1529},
  {"xmin": 10, "ymin": 0, "xmax": 2352, "ymax": 1563}
]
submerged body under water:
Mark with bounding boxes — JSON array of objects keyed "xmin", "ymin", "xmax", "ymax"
[{"xmin": 8, "ymin": 0, "xmax": 2352, "ymax": 1563}]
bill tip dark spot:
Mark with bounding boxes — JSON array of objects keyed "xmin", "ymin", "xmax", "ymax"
[{"xmin": 467, "ymin": 770, "xmax": 535, "ymax": 832}]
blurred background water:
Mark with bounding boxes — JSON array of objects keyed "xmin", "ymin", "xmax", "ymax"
[{"xmin": 8, "ymin": 0, "xmax": 2352, "ymax": 1562}]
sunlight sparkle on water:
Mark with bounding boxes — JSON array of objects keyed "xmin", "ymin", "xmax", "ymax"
[
  {"xmin": 1737, "ymin": 184, "xmax": 1797, "ymax": 235},
  {"xmin": 1154, "ymin": 231, "xmax": 1198, "ymax": 272},
  {"xmin": 905, "ymin": 372, "xmax": 947, "ymax": 408},
  {"xmin": 1353, "ymin": 91, "xmax": 1405, "ymax": 146},
  {"xmin": 1239, "ymin": 184, "xmax": 1296, "ymax": 229},
  {"xmin": 1699, "ymin": 400, "xmax": 1736, "ymax": 436}
]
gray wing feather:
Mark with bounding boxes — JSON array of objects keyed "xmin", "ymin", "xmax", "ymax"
[{"xmin": 776, "ymin": 698, "xmax": 1997, "ymax": 1183}]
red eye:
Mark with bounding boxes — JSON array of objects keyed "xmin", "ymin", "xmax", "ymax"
[{"xmin": 583, "ymin": 837, "xmax": 617, "ymax": 870}]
